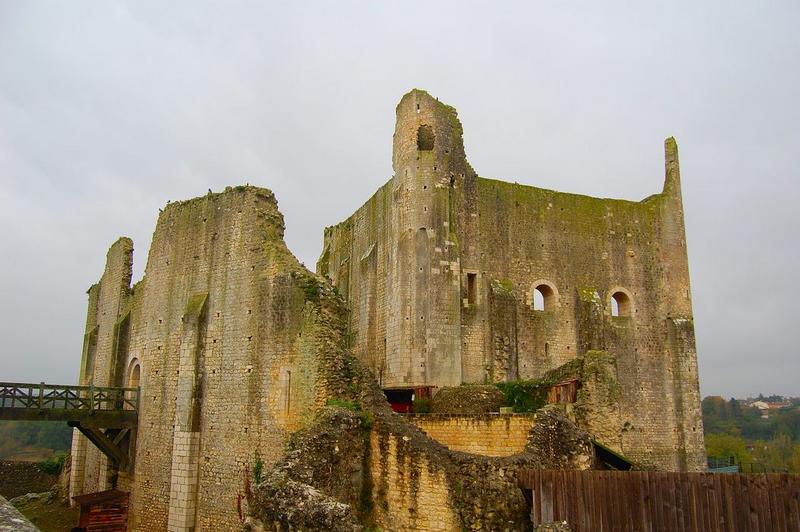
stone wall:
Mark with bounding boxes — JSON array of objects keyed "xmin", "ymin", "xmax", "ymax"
[
  {"xmin": 0, "ymin": 461, "xmax": 58, "ymax": 500},
  {"xmin": 70, "ymin": 186, "xmax": 351, "ymax": 531},
  {"xmin": 0, "ymin": 494, "xmax": 38, "ymax": 532},
  {"xmin": 368, "ymin": 429, "xmax": 460, "ymax": 531},
  {"xmin": 406, "ymin": 414, "xmax": 535, "ymax": 457},
  {"xmin": 319, "ymin": 91, "xmax": 472, "ymax": 389},
  {"xmin": 318, "ymin": 89, "xmax": 706, "ymax": 472},
  {"xmin": 250, "ymin": 403, "xmax": 595, "ymax": 532}
]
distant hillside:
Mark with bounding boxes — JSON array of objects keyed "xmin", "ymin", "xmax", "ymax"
[
  {"xmin": 702, "ymin": 395, "xmax": 800, "ymax": 472},
  {"xmin": 0, "ymin": 421, "xmax": 71, "ymax": 461}
]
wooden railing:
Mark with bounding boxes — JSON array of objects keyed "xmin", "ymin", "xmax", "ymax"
[{"xmin": 0, "ymin": 382, "xmax": 139, "ymax": 413}]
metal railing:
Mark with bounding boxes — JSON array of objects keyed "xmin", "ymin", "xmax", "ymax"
[
  {"xmin": 0, "ymin": 382, "xmax": 139, "ymax": 412},
  {"xmin": 708, "ymin": 455, "xmax": 789, "ymax": 474}
]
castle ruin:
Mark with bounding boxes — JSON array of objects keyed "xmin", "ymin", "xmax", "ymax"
[{"xmin": 66, "ymin": 89, "xmax": 706, "ymax": 530}]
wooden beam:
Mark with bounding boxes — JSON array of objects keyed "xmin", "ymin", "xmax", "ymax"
[{"xmin": 69, "ymin": 422, "xmax": 129, "ymax": 471}]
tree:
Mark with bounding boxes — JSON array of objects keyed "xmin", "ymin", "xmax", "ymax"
[
  {"xmin": 705, "ymin": 433, "xmax": 752, "ymax": 465},
  {"xmin": 791, "ymin": 444, "xmax": 800, "ymax": 473}
]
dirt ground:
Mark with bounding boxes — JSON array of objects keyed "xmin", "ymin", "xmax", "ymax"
[
  {"xmin": 0, "ymin": 460, "xmax": 78, "ymax": 530},
  {"xmin": 10, "ymin": 492, "xmax": 79, "ymax": 532}
]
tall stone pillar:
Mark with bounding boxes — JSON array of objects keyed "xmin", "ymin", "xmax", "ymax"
[
  {"xmin": 167, "ymin": 294, "xmax": 207, "ymax": 531},
  {"xmin": 68, "ymin": 427, "xmax": 87, "ymax": 503}
]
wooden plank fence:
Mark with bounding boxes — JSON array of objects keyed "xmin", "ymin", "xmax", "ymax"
[{"xmin": 518, "ymin": 469, "xmax": 800, "ymax": 531}]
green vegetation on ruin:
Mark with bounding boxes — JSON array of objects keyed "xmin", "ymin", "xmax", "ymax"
[
  {"xmin": 252, "ymin": 452, "xmax": 264, "ymax": 484},
  {"xmin": 495, "ymin": 378, "xmax": 558, "ymax": 413},
  {"xmin": 325, "ymin": 399, "xmax": 375, "ymax": 429},
  {"xmin": 490, "ymin": 278, "xmax": 514, "ymax": 295},
  {"xmin": 474, "ymin": 174, "xmax": 664, "ymax": 236}
]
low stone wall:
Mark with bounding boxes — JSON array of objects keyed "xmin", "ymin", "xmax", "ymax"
[
  {"xmin": 0, "ymin": 461, "xmax": 58, "ymax": 499},
  {"xmin": 0, "ymin": 495, "xmax": 38, "ymax": 532},
  {"xmin": 369, "ymin": 431, "xmax": 459, "ymax": 531},
  {"xmin": 405, "ymin": 414, "xmax": 536, "ymax": 457}
]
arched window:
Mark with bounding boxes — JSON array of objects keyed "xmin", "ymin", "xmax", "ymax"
[
  {"xmin": 532, "ymin": 283, "xmax": 556, "ymax": 312},
  {"xmin": 125, "ymin": 358, "xmax": 141, "ymax": 410},
  {"xmin": 417, "ymin": 124, "xmax": 435, "ymax": 151},
  {"xmin": 610, "ymin": 291, "xmax": 632, "ymax": 317},
  {"xmin": 128, "ymin": 363, "xmax": 140, "ymax": 387}
]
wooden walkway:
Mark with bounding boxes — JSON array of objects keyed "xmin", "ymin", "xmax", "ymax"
[
  {"xmin": 0, "ymin": 382, "xmax": 138, "ymax": 427},
  {"xmin": 0, "ymin": 381, "xmax": 139, "ymax": 471},
  {"xmin": 518, "ymin": 469, "xmax": 800, "ymax": 531}
]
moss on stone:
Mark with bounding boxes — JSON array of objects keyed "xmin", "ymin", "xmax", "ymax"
[
  {"xmin": 578, "ymin": 286, "xmax": 601, "ymax": 304},
  {"xmin": 183, "ymin": 293, "xmax": 208, "ymax": 322},
  {"xmin": 490, "ymin": 278, "xmax": 514, "ymax": 295},
  {"xmin": 429, "ymin": 385, "xmax": 506, "ymax": 414}
]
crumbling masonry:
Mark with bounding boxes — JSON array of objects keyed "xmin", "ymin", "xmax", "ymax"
[
  {"xmin": 68, "ymin": 89, "xmax": 706, "ymax": 531},
  {"xmin": 318, "ymin": 89, "xmax": 705, "ymax": 471}
]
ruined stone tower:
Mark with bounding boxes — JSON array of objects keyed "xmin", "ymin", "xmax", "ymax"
[
  {"xmin": 67, "ymin": 89, "xmax": 707, "ymax": 532},
  {"xmin": 319, "ymin": 89, "xmax": 705, "ymax": 471},
  {"xmin": 69, "ymin": 188, "xmax": 348, "ymax": 531}
]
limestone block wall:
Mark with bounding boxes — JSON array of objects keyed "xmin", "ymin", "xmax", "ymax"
[
  {"xmin": 369, "ymin": 431, "xmax": 459, "ymax": 531},
  {"xmin": 320, "ymin": 90, "xmax": 470, "ymax": 389},
  {"xmin": 318, "ymin": 182, "xmax": 392, "ymax": 383},
  {"xmin": 70, "ymin": 238, "xmax": 133, "ymax": 498},
  {"xmin": 319, "ymin": 89, "xmax": 705, "ymax": 472},
  {"xmin": 406, "ymin": 413, "xmax": 535, "ymax": 457},
  {"xmin": 364, "ymin": 407, "xmax": 592, "ymax": 532},
  {"xmin": 71, "ymin": 186, "xmax": 344, "ymax": 531},
  {"xmin": 456, "ymin": 136, "xmax": 705, "ymax": 471}
]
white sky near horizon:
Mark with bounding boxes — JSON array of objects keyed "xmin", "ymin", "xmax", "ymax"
[{"xmin": 1, "ymin": 1, "xmax": 798, "ymax": 399}]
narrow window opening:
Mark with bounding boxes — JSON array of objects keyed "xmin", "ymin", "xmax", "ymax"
[
  {"xmin": 533, "ymin": 290, "xmax": 545, "ymax": 311},
  {"xmin": 467, "ymin": 273, "xmax": 477, "ymax": 305},
  {"xmin": 544, "ymin": 342, "xmax": 550, "ymax": 357},
  {"xmin": 611, "ymin": 291, "xmax": 631, "ymax": 317},
  {"xmin": 417, "ymin": 124, "xmax": 435, "ymax": 151},
  {"xmin": 533, "ymin": 284, "xmax": 555, "ymax": 311},
  {"xmin": 125, "ymin": 359, "xmax": 141, "ymax": 411},
  {"xmin": 286, "ymin": 370, "xmax": 292, "ymax": 414},
  {"xmin": 128, "ymin": 363, "xmax": 140, "ymax": 388},
  {"xmin": 416, "ymin": 103, "xmax": 420, "ymax": 114}
]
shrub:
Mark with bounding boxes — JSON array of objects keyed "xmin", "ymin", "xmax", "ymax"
[
  {"xmin": 253, "ymin": 453, "xmax": 264, "ymax": 484},
  {"xmin": 326, "ymin": 398, "xmax": 361, "ymax": 411},
  {"xmin": 412, "ymin": 398, "xmax": 431, "ymax": 413},
  {"xmin": 39, "ymin": 452, "xmax": 67, "ymax": 475},
  {"xmin": 495, "ymin": 379, "xmax": 554, "ymax": 413}
]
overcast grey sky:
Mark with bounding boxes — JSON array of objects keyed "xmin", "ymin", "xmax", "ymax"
[{"xmin": 1, "ymin": 1, "xmax": 798, "ymax": 398}]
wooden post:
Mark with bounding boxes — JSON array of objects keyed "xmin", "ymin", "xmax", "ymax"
[{"xmin": 38, "ymin": 382, "xmax": 44, "ymax": 410}]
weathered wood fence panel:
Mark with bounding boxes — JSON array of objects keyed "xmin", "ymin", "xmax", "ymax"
[{"xmin": 518, "ymin": 469, "xmax": 800, "ymax": 531}]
